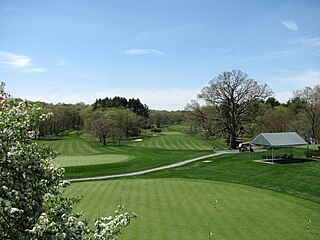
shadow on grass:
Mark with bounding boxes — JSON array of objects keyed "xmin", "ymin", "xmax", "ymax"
[{"xmin": 261, "ymin": 159, "xmax": 316, "ymax": 164}]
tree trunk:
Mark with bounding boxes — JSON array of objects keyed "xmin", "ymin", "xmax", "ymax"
[
  {"xmin": 229, "ymin": 133, "xmax": 237, "ymax": 149},
  {"xmin": 102, "ymin": 135, "xmax": 106, "ymax": 146}
]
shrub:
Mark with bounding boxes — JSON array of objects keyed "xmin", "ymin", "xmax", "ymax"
[
  {"xmin": 150, "ymin": 128, "xmax": 162, "ymax": 133},
  {"xmin": 0, "ymin": 82, "xmax": 135, "ymax": 239},
  {"xmin": 305, "ymin": 149, "xmax": 320, "ymax": 158}
]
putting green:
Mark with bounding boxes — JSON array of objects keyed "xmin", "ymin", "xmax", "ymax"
[
  {"xmin": 54, "ymin": 154, "xmax": 133, "ymax": 167},
  {"xmin": 66, "ymin": 179, "xmax": 320, "ymax": 239}
]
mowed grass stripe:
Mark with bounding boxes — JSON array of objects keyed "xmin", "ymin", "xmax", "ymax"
[
  {"xmin": 51, "ymin": 142, "xmax": 61, "ymax": 150},
  {"xmin": 130, "ymin": 131, "xmax": 226, "ymax": 150},
  {"xmin": 65, "ymin": 179, "xmax": 320, "ymax": 240},
  {"xmin": 193, "ymin": 138, "xmax": 211, "ymax": 150},
  {"xmin": 158, "ymin": 181, "xmax": 176, "ymax": 239},
  {"xmin": 171, "ymin": 136, "xmax": 188, "ymax": 150},
  {"xmin": 70, "ymin": 141, "xmax": 76, "ymax": 154},
  {"xmin": 77, "ymin": 141, "xmax": 100, "ymax": 155},
  {"xmin": 54, "ymin": 141, "xmax": 99, "ymax": 156},
  {"xmin": 138, "ymin": 134, "xmax": 215, "ymax": 150},
  {"xmin": 170, "ymin": 180, "xmax": 202, "ymax": 239},
  {"xmin": 149, "ymin": 182, "xmax": 163, "ymax": 239},
  {"xmin": 73, "ymin": 141, "xmax": 83, "ymax": 155},
  {"xmin": 76, "ymin": 141, "xmax": 88, "ymax": 155},
  {"xmin": 56, "ymin": 142, "xmax": 65, "ymax": 154},
  {"xmin": 39, "ymin": 141, "xmax": 58, "ymax": 150},
  {"xmin": 187, "ymin": 180, "xmax": 214, "ymax": 238},
  {"xmin": 159, "ymin": 136, "xmax": 172, "ymax": 149},
  {"xmin": 54, "ymin": 154, "xmax": 132, "ymax": 167},
  {"xmin": 182, "ymin": 137, "xmax": 203, "ymax": 150},
  {"xmin": 162, "ymin": 135, "xmax": 190, "ymax": 150},
  {"xmin": 163, "ymin": 136, "xmax": 178, "ymax": 149}
]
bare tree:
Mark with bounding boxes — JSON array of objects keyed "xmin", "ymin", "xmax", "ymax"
[
  {"xmin": 185, "ymin": 100, "xmax": 220, "ymax": 138},
  {"xmin": 198, "ymin": 70, "xmax": 273, "ymax": 148},
  {"xmin": 293, "ymin": 85, "xmax": 320, "ymax": 143}
]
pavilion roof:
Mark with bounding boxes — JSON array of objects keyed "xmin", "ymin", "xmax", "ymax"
[{"xmin": 250, "ymin": 132, "xmax": 308, "ymax": 147}]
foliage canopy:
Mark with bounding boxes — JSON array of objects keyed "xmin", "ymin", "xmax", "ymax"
[{"xmin": 197, "ymin": 70, "xmax": 273, "ymax": 148}]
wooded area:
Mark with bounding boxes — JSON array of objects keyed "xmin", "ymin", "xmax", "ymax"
[{"xmin": 35, "ymin": 71, "xmax": 319, "ymax": 148}]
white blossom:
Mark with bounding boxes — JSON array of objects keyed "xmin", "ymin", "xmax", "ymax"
[{"xmin": 0, "ymin": 82, "xmax": 136, "ymax": 239}]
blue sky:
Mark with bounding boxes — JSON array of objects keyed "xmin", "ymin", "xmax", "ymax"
[{"xmin": 0, "ymin": 0, "xmax": 319, "ymax": 110}]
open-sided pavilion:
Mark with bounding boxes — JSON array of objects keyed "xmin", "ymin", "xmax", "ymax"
[{"xmin": 250, "ymin": 132, "xmax": 308, "ymax": 162}]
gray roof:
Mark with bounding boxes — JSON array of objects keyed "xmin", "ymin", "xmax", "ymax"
[{"xmin": 250, "ymin": 132, "xmax": 308, "ymax": 147}]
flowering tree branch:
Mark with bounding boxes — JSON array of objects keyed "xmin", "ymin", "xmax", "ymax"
[{"xmin": 0, "ymin": 82, "xmax": 136, "ymax": 240}]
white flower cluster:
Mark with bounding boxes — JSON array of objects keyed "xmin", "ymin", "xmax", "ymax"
[
  {"xmin": 0, "ymin": 82, "xmax": 136, "ymax": 239},
  {"xmin": 93, "ymin": 205, "xmax": 136, "ymax": 240}
]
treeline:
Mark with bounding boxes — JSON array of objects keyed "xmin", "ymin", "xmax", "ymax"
[
  {"xmin": 37, "ymin": 103, "xmax": 86, "ymax": 137},
  {"xmin": 93, "ymin": 96, "xmax": 149, "ymax": 118},
  {"xmin": 36, "ymin": 97, "xmax": 186, "ymax": 146},
  {"xmin": 35, "ymin": 72, "xmax": 320, "ymax": 148},
  {"xmin": 149, "ymin": 110, "xmax": 185, "ymax": 128},
  {"xmin": 84, "ymin": 97, "xmax": 149, "ymax": 145},
  {"xmin": 186, "ymin": 94, "xmax": 319, "ymax": 143},
  {"xmin": 185, "ymin": 70, "xmax": 320, "ymax": 147}
]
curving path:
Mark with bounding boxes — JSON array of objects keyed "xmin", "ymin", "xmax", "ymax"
[{"xmin": 69, "ymin": 150, "xmax": 238, "ymax": 182}]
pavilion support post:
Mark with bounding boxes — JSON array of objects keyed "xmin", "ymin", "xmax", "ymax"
[{"xmin": 272, "ymin": 147, "xmax": 274, "ymax": 163}]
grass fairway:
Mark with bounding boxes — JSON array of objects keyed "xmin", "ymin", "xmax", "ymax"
[
  {"xmin": 54, "ymin": 154, "xmax": 133, "ymax": 167},
  {"xmin": 38, "ymin": 130, "xmax": 223, "ymax": 178},
  {"xmin": 132, "ymin": 131, "xmax": 226, "ymax": 150},
  {"xmin": 66, "ymin": 179, "xmax": 320, "ymax": 240},
  {"xmin": 40, "ymin": 130, "xmax": 320, "ymax": 239},
  {"xmin": 140, "ymin": 150, "xmax": 320, "ymax": 203},
  {"xmin": 39, "ymin": 131, "xmax": 320, "ymax": 204}
]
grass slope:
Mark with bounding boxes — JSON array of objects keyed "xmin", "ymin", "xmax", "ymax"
[
  {"xmin": 38, "ymin": 130, "xmax": 223, "ymax": 178},
  {"xmin": 54, "ymin": 155, "xmax": 133, "ymax": 167},
  {"xmin": 138, "ymin": 150, "xmax": 320, "ymax": 204},
  {"xmin": 132, "ymin": 131, "xmax": 226, "ymax": 150},
  {"xmin": 66, "ymin": 179, "xmax": 320, "ymax": 240},
  {"xmin": 39, "ymin": 131, "xmax": 320, "ymax": 204},
  {"xmin": 44, "ymin": 129, "xmax": 320, "ymax": 239}
]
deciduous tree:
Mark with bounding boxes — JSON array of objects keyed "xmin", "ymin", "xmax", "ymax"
[
  {"xmin": 261, "ymin": 106, "xmax": 294, "ymax": 132},
  {"xmin": 198, "ymin": 70, "xmax": 273, "ymax": 148},
  {"xmin": 185, "ymin": 101, "xmax": 219, "ymax": 138},
  {"xmin": 0, "ymin": 83, "xmax": 135, "ymax": 239},
  {"xmin": 292, "ymin": 85, "xmax": 320, "ymax": 143}
]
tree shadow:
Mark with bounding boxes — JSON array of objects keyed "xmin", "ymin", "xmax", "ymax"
[{"xmin": 264, "ymin": 158, "xmax": 316, "ymax": 164}]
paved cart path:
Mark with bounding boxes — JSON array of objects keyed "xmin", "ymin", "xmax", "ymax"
[{"xmin": 69, "ymin": 150, "xmax": 238, "ymax": 182}]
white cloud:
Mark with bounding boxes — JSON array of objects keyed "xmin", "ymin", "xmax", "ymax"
[
  {"xmin": 0, "ymin": 50, "xmax": 31, "ymax": 68},
  {"xmin": 275, "ymin": 91, "xmax": 293, "ymax": 103},
  {"xmin": 0, "ymin": 50, "xmax": 46, "ymax": 72},
  {"xmin": 124, "ymin": 49, "xmax": 165, "ymax": 56},
  {"xmin": 24, "ymin": 68, "xmax": 47, "ymax": 73},
  {"xmin": 272, "ymin": 70, "xmax": 320, "ymax": 101},
  {"xmin": 283, "ymin": 70, "xmax": 320, "ymax": 86},
  {"xmin": 281, "ymin": 20, "xmax": 299, "ymax": 31},
  {"xmin": 269, "ymin": 70, "xmax": 320, "ymax": 103},
  {"xmin": 272, "ymin": 69, "xmax": 293, "ymax": 74},
  {"xmin": 23, "ymin": 88, "xmax": 199, "ymax": 110},
  {"xmin": 236, "ymin": 50, "xmax": 295, "ymax": 64}
]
